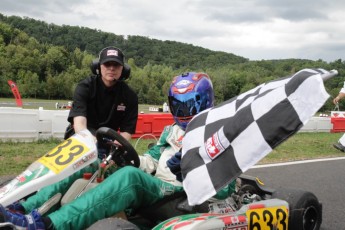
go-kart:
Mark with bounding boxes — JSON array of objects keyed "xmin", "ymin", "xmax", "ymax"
[
  {"xmin": 0, "ymin": 127, "xmax": 140, "ymax": 228},
  {"xmin": 0, "ymin": 127, "xmax": 322, "ymax": 230},
  {"xmin": 148, "ymin": 177, "xmax": 322, "ymax": 230}
]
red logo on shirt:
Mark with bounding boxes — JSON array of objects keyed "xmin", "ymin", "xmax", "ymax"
[{"xmin": 117, "ymin": 104, "xmax": 126, "ymax": 111}]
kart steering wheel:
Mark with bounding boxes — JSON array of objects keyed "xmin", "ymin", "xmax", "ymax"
[{"xmin": 95, "ymin": 127, "xmax": 140, "ymax": 168}]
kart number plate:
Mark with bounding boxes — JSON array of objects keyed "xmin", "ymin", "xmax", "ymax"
[
  {"xmin": 247, "ymin": 206, "xmax": 288, "ymax": 230},
  {"xmin": 38, "ymin": 137, "xmax": 90, "ymax": 174}
]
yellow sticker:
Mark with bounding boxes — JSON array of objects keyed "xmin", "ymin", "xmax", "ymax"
[
  {"xmin": 38, "ymin": 138, "xmax": 90, "ymax": 174},
  {"xmin": 247, "ymin": 206, "xmax": 288, "ymax": 230}
]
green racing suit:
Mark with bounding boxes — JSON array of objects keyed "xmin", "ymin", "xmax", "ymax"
[{"xmin": 21, "ymin": 124, "xmax": 235, "ymax": 230}]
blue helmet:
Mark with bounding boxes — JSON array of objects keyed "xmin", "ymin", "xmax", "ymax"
[{"xmin": 168, "ymin": 72, "xmax": 214, "ymax": 130}]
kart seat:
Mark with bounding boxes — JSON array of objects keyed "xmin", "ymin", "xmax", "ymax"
[{"xmin": 128, "ymin": 191, "xmax": 209, "ymax": 228}]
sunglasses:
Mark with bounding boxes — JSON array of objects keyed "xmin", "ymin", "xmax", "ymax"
[{"xmin": 103, "ymin": 62, "xmax": 121, "ymax": 67}]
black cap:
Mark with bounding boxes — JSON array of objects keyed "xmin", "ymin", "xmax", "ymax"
[{"xmin": 99, "ymin": 47, "xmax": 124, "ymax": 66}]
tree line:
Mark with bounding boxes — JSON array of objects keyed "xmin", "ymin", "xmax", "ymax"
[{"xmin": 0, "ymin": 13, "xmax": 344, "ymax": 112}]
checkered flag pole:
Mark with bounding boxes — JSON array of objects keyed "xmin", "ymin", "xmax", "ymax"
[{"xmin": 181, "ymin": 68, "xmax": 337, "ymax": 205}]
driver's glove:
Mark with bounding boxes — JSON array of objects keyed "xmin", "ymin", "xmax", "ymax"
[
  {"xmin": 6, "ymin": 202, "xmax": 25, "ymax": 214},
  {"xmin": 166, "ymin": 151, "xmax": 182, "ymax": 182}
]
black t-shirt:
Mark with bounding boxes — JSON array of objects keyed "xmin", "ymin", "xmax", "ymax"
[{"xmin": 68, "ymin": 76, "xmax": 138, "ymax": 135}]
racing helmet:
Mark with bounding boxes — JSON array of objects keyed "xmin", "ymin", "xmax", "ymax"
[{"xmin": 168, "ymin": 72, "xmax": 214, "ymax": 130}]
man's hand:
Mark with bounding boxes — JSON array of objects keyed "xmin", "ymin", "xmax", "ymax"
[
  {"xmin": 333, "ymin": 93, "xmax": 345, "ymax": 105},
  {"xmin": 166, "ymin": 151, "xmax": 182, "ymax": 182},
  {"xmin": 333, "ymin": 96, "xmax": 340, "ymax": 105}
]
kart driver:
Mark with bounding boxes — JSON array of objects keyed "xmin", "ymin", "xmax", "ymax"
[{"xmin": 0, "ymin": 72, "xmax": 236, "ymax": 230}]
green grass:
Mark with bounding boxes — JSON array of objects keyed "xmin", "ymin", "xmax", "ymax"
[
  {"xmin": 0, "ymin": 132, "xmax": 344, "ymax": 176},
  {"xmin": 0, "ymin": 138, "xmax": 156, "ymax": 176},
  {"xmin": 0, "ymin": 139, "xmax": 62, "ymax": 176},
  {"xmin": 260, "ymin": 132, "xmax": 345, "ymax": 164}
]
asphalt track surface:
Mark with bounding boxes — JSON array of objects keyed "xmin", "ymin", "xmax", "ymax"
[
  {"xmin": 247, "ymin": 157, "xmax": 345, "ymax": 230},
  {"xmin": 0, "ymin": 150, "xmax": 344, "ymax": 229}
]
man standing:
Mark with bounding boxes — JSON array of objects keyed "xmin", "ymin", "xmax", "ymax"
[
  {"xmin": 333, "ymin": 82, "xmax": 345, "ymax": 152},
  {"xmin": 67, "ymin": 46, "xmax": 138, "ymax": 141}
]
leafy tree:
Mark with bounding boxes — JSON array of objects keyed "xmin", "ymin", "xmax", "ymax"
[
  {"xmin": 17, "ymin": 71, "xmax": 40, "ymax": 98},
  {"xmin": 44, "ymin": 46, "xmax": 69, "ymax": 76},
  {"xmin": 43, "ymin": 74, "xmax": 59, "ymax": 99},
  {"xmin": 0, "ymin": 12, "xmax": 344, "ymax": 112},
  {"xmin": 0, "ymin": 22, "xmax": 13, "ymax": 45}
]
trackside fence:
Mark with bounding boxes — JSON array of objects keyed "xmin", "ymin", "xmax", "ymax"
[{"xmin": 0, "ymin": 107, "xmax": 335, "ymax": 142}]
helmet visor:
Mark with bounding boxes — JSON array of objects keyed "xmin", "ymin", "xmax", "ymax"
[{"xmin": 168, "ymin": 92, "xmax": 200, "ymax": 118}]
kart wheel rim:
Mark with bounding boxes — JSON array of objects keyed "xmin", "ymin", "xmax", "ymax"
[{"xmin": 303, "ymin": 206, "xmax": 318, "ymax": 230}]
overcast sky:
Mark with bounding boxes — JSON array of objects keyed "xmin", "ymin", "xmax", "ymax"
[{"xmin": 1, "ymin": 0, "xmax": 345, "ymax": 62}]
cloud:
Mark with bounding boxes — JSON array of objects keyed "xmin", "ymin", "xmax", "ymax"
[{"xmin": 1, "ymin": 0, "xmax": 345, "ymax": 62}]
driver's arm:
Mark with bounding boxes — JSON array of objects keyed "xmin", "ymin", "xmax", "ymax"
[
  {"xmin": 139, "ymin": 126, "xmax": 171, "ymax": 173},
  {"xmin": 139, "ymin": 156, "xmax": 158, "ymax": 174}
]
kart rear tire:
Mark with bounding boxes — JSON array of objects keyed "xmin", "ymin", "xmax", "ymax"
[
  {"xmin": 272, "ymin": 188, "xmax": 322, "ymax": 230},
  {"xmin": 238, "ymin": 183, "xmax": 258, "ymax": 196},
  {"xmin": 86, "ymin": 217, "xmax": 139, "ymax": 230},
  {"xmin": 0, "ymin": 175, "xmax": 16, "ymax": 187}
]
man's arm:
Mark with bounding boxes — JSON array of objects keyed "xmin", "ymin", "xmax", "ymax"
[
  {"xmin": 120, "ymin": 132, "xmax": 132, "ymax": 141},
  {"xmin": 334, "ymin": 82, "xmax": 345, "ymax": 104},
  {"xmin": 74, "ymin": 116, "xmax": 130, "ymax": 145},
  {"xmin": 334, "ymin": 92, "xmax": 345, "ymax": 104},
  {"xmin": 73, "ymin": 116, "xmax": 87, "ymax": 133}
]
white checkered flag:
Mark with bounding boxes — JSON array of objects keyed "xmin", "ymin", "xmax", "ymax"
[{"xmin": 181, "ymin": 68, "xmax": 338, "ymax": 205}]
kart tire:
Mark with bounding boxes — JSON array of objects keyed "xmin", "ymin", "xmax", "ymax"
[
  {"xmin": 0, "ymin": 175, "xmax": 16, "ymax": 187},
  {"xmin": 86, "ymin": 217, "xmax": 139, "ymax": 230},
  {"xmin": 238, "ymin": 183, "xmax": 258, "ymax": 196},
  {"xmin": 272, "ymin": 188, "xmax": 322, "ymax": 230}
]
